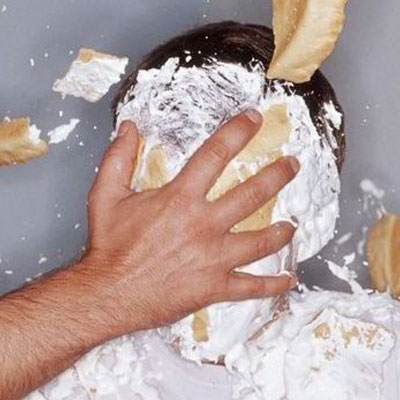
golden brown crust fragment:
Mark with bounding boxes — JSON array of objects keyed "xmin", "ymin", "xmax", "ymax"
[
  {"xmin": 134, "ymin": 144, "xmax": 170, "ymax": 191},
  {"xmin": 313, "ymin": 322, "xmax": 331, "ymax": 340},
  {"xmin": 192, "ymin": 309, "xmax": 210, "ymax": 342},
  {"xmin": 367, "ymin": 214, "xmax": 400, "ymax": 298},
  {"xmin": 77, "ymin": 48, "xmax": 119, "ymax": 64},
  {"xmin": 267, "ymin": 0, "xmax": 348, "ymax": 83},
  {"xmin": 0, "ymin": 118, "xmax": 48, "ymax": 166},
  {"xmin": 130, "ymin": 136, "xmax": 146, "ymax": 189}
]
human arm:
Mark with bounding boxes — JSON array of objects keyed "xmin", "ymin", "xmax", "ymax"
[{"xmin": 0, "ymin": 110, "xmax": 299, "ymax": 399}]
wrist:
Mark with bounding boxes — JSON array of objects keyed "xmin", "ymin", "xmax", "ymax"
[
  {"xmin": 77, "ymin": 253, "xmax": 145, "ymax": 339},
  {"xmin": 60, "ymin": 260, "xmax": 123, "ymax": 342}
]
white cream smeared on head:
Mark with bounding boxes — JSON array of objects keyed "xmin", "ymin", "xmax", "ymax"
[{"xmin": 116, "ymin": 57, "xmax": 341, "ymax": 362}]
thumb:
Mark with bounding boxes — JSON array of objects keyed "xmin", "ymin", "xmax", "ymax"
[{"xmin": 93, "ymin": 121, "xmax": 139, "ymax": 200}]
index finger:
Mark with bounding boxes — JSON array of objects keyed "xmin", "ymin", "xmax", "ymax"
[{"xmin": 173, "ymin": 109, "xmax": 263, "ymax": 196}]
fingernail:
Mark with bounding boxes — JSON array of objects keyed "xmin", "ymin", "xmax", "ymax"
[
  {"xmin": 117, "ymin": 121, "xmax": 131, "ymax": 137},
  {"xmin": 288, "ymin": 273, "xmax": 298, "ymax": 289},
  {"xmin": 286, "ymin": 156, "xmax": 300, "ymax": 175},
  {"xmin": 244, "ymin": 109, "xmax": 263, "ymax": 125},
  {"xmin": 290, "ymin": 216, "xmax": 299, "ymax": 228}
]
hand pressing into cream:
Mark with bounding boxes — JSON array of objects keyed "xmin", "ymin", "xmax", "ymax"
[
  {"xmin": 0, "ymin": 110, "xmax": 299, "ymax": 400},
  {"xmin": 85, "ymin": 111, "xmax": 299, "ymax": 333}
]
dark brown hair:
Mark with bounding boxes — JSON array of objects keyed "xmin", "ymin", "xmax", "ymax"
[{"xmin": 113, "ymin": 21, "xmax": 345, "ymax": 171}]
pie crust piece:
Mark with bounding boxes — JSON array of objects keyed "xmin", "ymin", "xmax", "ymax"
[
  {"xmin": 0, "ymin": 118, "xmax": 48, "ymax": 165},
  {"xmin": 267, "ymin": 0, "xmax": 348, "ymax": 83}
]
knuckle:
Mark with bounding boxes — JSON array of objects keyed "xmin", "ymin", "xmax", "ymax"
[
  {"xmin": 209, "ymin": 278, "xmax": 224, "ymax": 300},
  {"xmin": 235, "ymin": 112, "xmax": 260, "ymax": 134},
  {"xmin": 204, "ymin": 138, "xmax": 231, "ymax": 167},
  {"xmin": 274, "ymin": 222, "xmax": 295, "ymax": 244},
  {"xmin": 105, "ymin": 149, "xmax": 124, "ymax": 165},
  {"xmin": 277, "ymin": 158, "xmax": 296, "ymax": 182},
  {"xmin": 245, "ymin": 184, "xmax": 266, "ymax": 208},
  {"xmin": 212, "ymin": 274, "xmax": 230, "ymax": 301},
  {"xmin": 249, "ymin": 279, "xmax": 266, "ymax": 297},
  {"xmin": 188, "ymin": 218, "xmax": 214, "ymax": 241},
  {"xmin": 166, "ymin": 189, "xmax": 191, "ymax": 211},
  {"xmin": 198, "ymin": 281, "xmax": 217, "ymax": 307},
  {"xmin": 256, "ymin": 236, "xmax": 272, "ymax": 258}
]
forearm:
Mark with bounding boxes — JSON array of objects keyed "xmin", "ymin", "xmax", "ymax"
[
  {"xmin": 0, "ymin": 262, "xmax": 118, "ymax": 400},
  {"xmin": 0, "ymin": 116, "xmax": 298, "ymax": 399}
]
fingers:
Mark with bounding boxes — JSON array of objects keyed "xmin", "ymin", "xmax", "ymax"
[
  {"xmin": 174, "ymin": 110, "xmax": 263, "ymax": 196},
  {"xmin": 91, "ymin": 121, "xmax": 139, "ymax": 202},
  {"xmin": 213, "ymin": 156, "xmax": 300, "ymax": 230},
  {"xmin": 223, "ymin": 221, "xmax": 296, "ymax": 269},
  {"xmin": 217, "ymin": 272, "xmax": 297, "ymax": 303}
]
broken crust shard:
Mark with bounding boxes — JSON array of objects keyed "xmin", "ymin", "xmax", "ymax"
[
  {"xmin": 131, "ymin": 104, "xmax": 292, "ymax": 343},
  {"xmin": 53, "ymin": 47, "xmax": 129, "ymax": 103},
  {"xmin": 0, "ymin": 118, "xmax": 48, "ymax": 165},
  {"xmin": 267, "ymin": 0, "xmax": 348, "ymax": 83},
  {"xmin": 367, "ymin": 214, "xmax": 400, "ymax": 298},
  {"xmin": 77, "ymin": 48, "xmax": 120, "ymax": 63}
]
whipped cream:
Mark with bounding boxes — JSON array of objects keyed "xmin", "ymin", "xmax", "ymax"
[
  {"xmin": 324, "ymin": 100, "xmax": 343, "ymax": 131},
  {"xmin": 116, "ymin": 57, "xmax": 341, "ymax": 362},
  {"xmin": 28, "ymin": 124, "xmax": 44, "ymax": 145},
  {"xmin": 47, "ymin": 119, "xmax": 80, "ymax": 144},
  {"xmin": 27, "ymin": 334, "xmax": 161, "ymax": 400},
  {"xmin": 361, "ymin": 179, "xmax": 386, "ymax": 200},
  {"xmin": 226, "ymin": 290, "xmax": 400, "ymax": 400},
  {"xmin": 53, "ymin": 49, "xmax": 129, "ymax": 103},
  {"xmin": 286, "ymin": 308, "xmax": 394, "ymax": 400},
  {"xmin": 27, "ymin": 290, "xmax": 400, "ymax": 400},
  {"xmin": 326, "ymin": 259, "xmax": 365, "ymax": 294}
]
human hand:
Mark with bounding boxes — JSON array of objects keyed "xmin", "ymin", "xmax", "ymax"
[{"xmin": 82, "ymin": 110, "xmax": 300, "ymax": 338}]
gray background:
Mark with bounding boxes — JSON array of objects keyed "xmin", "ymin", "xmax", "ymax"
[{"xmin": 0, "ymin": 0, "xmax": 399, "ymax": 295}]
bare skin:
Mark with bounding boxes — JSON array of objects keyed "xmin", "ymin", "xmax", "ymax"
[{"xmin": 0, "ymin": 110, "xmax": 300, "ymax": 400}]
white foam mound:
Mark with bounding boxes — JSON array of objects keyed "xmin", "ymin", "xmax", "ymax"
[
  {"xmin": 27, "ymin": 290, "xmax": 400, "ymax": 400},
  {"xmin": 226, "ymin": 290, "xmax": 400, "ymax": 400}
]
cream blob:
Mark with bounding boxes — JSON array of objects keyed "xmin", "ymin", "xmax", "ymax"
[
  {"xmin": 27, "ymin": 335, "xmax": 161, "ymax": 400},
  {"xmin": 47, "ymin": 119, "xmax": 80, "ymax": 144}
]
